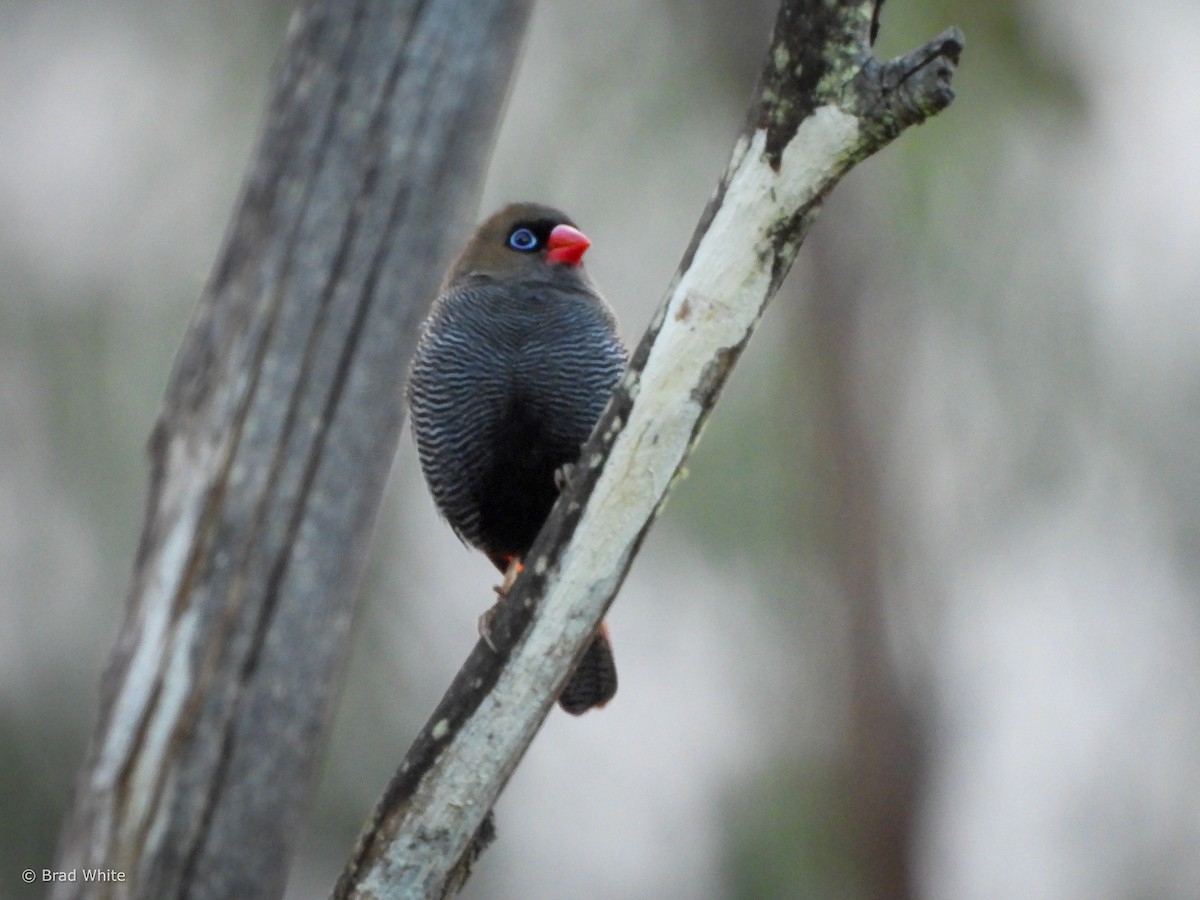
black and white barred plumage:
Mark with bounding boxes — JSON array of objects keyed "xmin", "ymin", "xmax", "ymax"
[
  {"xmin": 409, "ymin": 274, "xmax": 625, "ymax": 563},
  {"xmin": 406, "ymin": 203, "xmax": 626, "ymax": 714}
]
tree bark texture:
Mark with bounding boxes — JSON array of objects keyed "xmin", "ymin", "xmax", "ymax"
[
  {"xmin": 336, "ymin": 2, "xmax": 963, "ymax": 897},
  {"xmin": 52, "ymin": 1, "xmax": 533, "ymax": 897}
]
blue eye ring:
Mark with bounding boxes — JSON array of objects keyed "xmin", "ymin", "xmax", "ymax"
[{"xmin": 507, "ymin": 227, "xmax": 539, "ymax": 252}]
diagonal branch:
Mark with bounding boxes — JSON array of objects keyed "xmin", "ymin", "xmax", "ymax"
[{"xmin": 336, "ymin": 3, "xmax": 963, "ymax": 897}]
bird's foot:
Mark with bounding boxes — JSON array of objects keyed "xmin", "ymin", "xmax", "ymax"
[
  {"xmin": 477, "ymin": 604, "xmax": 499, "ymax": 652},
  {"xmin": 493, "ymin": 557, "xmax": 523, "ymax": 596},
  {"xmin": 554, "ymin": 462, "xmax": 575, "ymax": 491},
  {"xmin": 480, "ymin": 557, "xmax": 524, "ymax": 651}
]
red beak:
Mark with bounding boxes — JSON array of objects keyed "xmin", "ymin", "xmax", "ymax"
[{"xmin": 545, "ymin": 224, "xmax": 590, "ymax": 267}]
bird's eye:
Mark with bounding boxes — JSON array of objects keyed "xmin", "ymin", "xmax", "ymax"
[{"xmin": 507, "ymin": 227, "xmax": 539, "ymax": 252}]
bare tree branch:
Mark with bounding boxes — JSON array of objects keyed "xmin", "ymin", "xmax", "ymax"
[
  {"xmin": 52, "ymin": 1, "xmax": 532, "ymax": 897},
  {"xmin": 336, "ymin": 2, "xmax": 962, "ymax": 897}
]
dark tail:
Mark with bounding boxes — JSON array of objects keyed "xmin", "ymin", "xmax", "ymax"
[{"xmin": 558, "ymin": 622, "xmax": 617, "ymax": 715}]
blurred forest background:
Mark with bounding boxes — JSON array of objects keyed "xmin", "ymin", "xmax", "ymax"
[{"xmin": 2, "ymin": 1, "xmax": 1199, "ymax": 897}]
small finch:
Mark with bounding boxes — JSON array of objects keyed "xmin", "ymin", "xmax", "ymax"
[{"xmin": 407, "ymin": 202, "xmax": 626, "ymax": 714}]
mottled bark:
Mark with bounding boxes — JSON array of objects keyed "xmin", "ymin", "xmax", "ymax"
[
  {"xmin": 52, "ymin": 1, "xmax": 532, "ymax": 897},
  {"xmin": 336, "ymin": 2, "xmax": 962, "ymax": 897}
]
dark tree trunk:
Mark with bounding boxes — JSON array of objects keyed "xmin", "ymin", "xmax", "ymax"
[
  {"xmin": 809, "ymin": 221, "xmax": 923, "ymax": 899},
  {"xmin": 52, "ymin": 1, "xmax": 533, "ymax": 897}
]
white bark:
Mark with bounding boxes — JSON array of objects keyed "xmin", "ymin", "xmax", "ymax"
[{"xmin": 338, "ymin": 2, "xmax": 963, "ymax": 896}]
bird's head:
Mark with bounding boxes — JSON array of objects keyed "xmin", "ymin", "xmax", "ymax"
[{"xmin": 442, "ymin": 202, "xmax": 592, "ymax": 290}]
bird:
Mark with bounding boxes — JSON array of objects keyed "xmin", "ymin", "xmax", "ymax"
[{"xmin": 407, "ymin": 202, "xmax": 627, "ymax": 715}]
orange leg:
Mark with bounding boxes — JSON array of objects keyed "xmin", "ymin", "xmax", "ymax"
[{"xmin": 478, "ymin": 556, "xmax": 524, "ymax": 651}]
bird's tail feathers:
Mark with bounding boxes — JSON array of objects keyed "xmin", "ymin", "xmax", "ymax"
[{"xmin": 558, "ymin": 622, "xmax": 617, "ymax": 715}]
